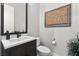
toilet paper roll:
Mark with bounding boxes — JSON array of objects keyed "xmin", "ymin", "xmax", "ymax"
[{"xmin": 52, "ymin": 41, "xmax": 56, "ymax": 45}]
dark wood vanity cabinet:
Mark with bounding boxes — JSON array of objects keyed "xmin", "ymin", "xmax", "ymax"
[{"xmin": 1, "ymin": 40, "xmax": 36, "ymax": 56}]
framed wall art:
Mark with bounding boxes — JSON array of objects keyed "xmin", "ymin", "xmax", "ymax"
[{"xmin": 45, "ymin": 4, "xmax": 71, "ymax": 27}]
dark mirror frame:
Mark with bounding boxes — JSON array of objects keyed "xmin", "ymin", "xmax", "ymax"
[{"xmin": 1, "ymin": 3, "xmax": 28, "ymax": 35}]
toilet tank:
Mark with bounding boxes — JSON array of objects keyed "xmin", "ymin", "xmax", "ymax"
[{"xmin": 36, "ymin": 37, "xmax": 40, "ymax": 46}]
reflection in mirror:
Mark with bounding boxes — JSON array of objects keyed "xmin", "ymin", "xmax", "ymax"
[
  {"xmin": 1, "ymin": 3, "xmax": 27, "ymax": 35},
  {"xmin": 4, "ymin": 4, "xmax": 14, "ymax": 33}
]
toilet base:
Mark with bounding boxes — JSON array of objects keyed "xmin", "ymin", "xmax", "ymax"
[{"xmin": 37, "ymin": 45, "xmax": 51, "ymax": 56}]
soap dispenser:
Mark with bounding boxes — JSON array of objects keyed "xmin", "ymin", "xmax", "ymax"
[{"xmin": 6, "ymin": 30, "xmax": 10, "ymax": 40}]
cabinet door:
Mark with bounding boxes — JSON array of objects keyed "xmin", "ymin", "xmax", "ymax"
[
  {"xmin": 5, "ymin": 40, "xmax": 36, "ymax": 56},
  {"xmin": 26, "ymin": 40, "xmax": 36, "ymax": 56}
]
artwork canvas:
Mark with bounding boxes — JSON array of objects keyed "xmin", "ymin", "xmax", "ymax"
[{"xmin": 45, "ymin": 4, "xmax": 71, "ymax": 27}]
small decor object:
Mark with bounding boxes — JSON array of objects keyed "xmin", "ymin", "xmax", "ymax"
[
  {"xmin": 67, "ymin": 34, "xmax": 79, "ymax": 56},
  {"xmin": 45, "ymin": 4, "xmax": 71, "ymax": 27}
]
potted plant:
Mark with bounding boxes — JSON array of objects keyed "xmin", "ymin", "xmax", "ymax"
[{"xmin": 68, "ymin": 34, "xmax": 79, "ymax": 56}]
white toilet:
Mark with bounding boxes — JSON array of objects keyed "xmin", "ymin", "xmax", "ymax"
[{"xmin": 36, "ymin": 37, "xmax": 51, "ymax": 56}]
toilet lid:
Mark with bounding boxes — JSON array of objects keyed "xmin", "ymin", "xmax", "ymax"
[{"xmin": 37, "ymin": 46, "xmax": 51, "ymax": 53}]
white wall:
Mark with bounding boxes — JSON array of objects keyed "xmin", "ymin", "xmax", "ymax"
[
  {"xmin": 40, "ymin": 3, "xmax": 79, "ymax": 56},
  {"xmin": 28, "ymin": 3, "xmax": 40, "ymax": 37}
]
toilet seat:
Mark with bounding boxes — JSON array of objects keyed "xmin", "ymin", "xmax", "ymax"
[{"xmin": 37, "ymin": 46, "xmax": 51, "ymax": 53}]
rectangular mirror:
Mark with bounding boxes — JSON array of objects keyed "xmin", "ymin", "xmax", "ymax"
[{"xmin": 1, "ymin": 3, "xmax": 27, "ymax": 35}]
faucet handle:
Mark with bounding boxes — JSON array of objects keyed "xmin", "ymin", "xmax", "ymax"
[{"xmin": 16, "ymin": 31, "xmax": 21, "ymax": 38}]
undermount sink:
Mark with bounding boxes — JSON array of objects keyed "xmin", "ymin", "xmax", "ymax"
[
  {"xmin": 19, "ymin": 36, "xmax": 33, "ymax": 39},
  {"xmin": 9, "ymin": 38, "xmax": 19, "ymax": 42},
  {"xmin": 9, "ymin": 36, "xmax": 33, "ymax": 42}
]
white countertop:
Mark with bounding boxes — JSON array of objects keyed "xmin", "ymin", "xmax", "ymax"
[{"xmin": 1, "ymin": 36, "xmax": 36, "ymax": 49}]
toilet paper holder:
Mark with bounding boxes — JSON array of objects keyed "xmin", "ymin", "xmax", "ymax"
[{"xmin": 52, "ymin": 38, "xmax": 56, "ymax": 45}]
